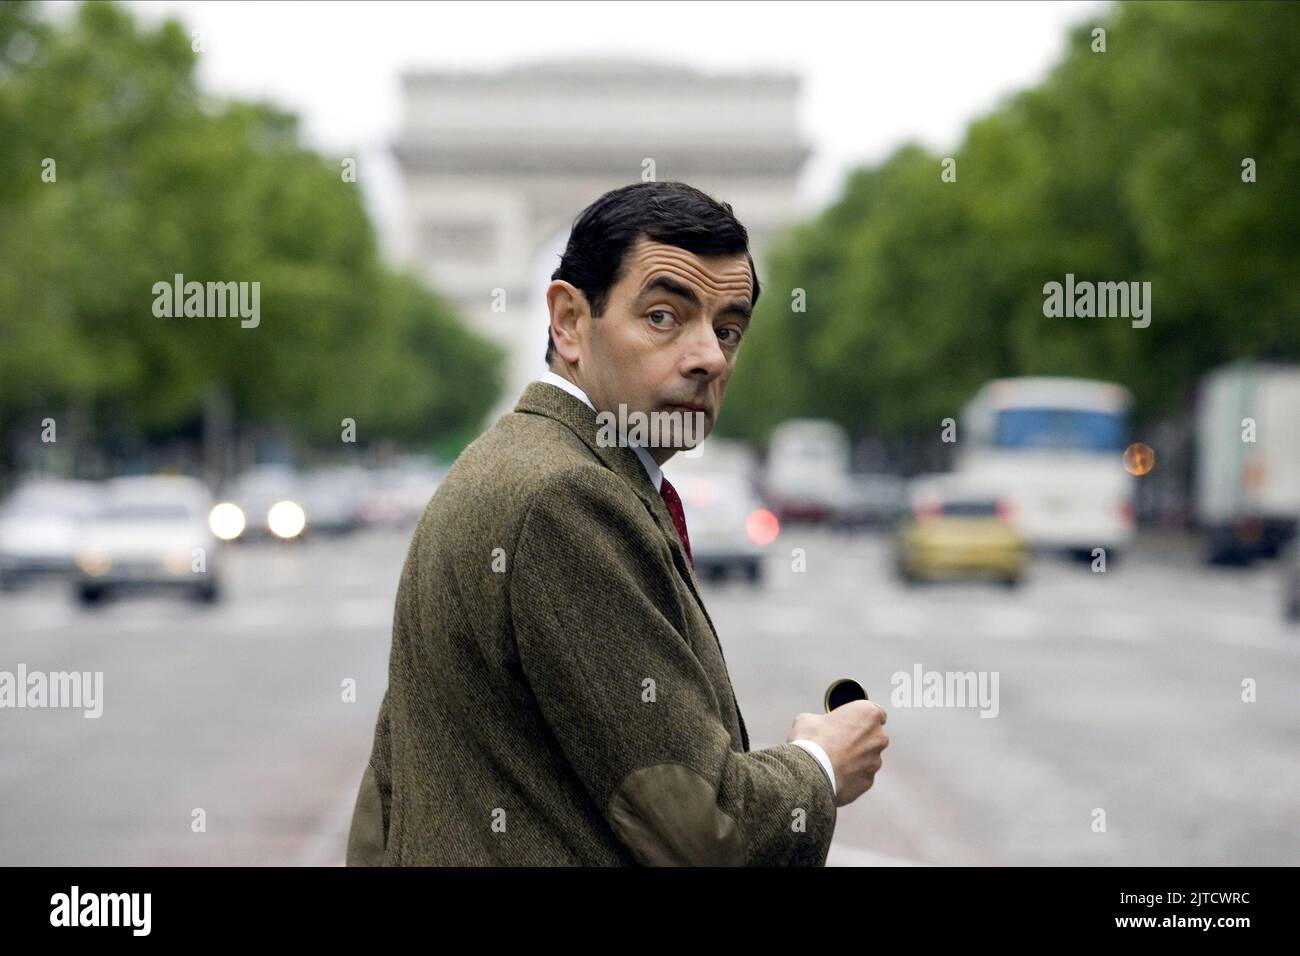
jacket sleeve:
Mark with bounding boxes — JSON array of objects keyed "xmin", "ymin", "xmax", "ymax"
[
  {"xmin": 508, "ymin": 465, "xmax": 837, "ymax": 866},
  {"xmin": 346, "ymin": 688, "xmax": 393, "ymax": 866}
]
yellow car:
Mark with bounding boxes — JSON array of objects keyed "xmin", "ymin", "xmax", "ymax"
[{"xmin": 894, "ymin": 479, "xmax": 1028, "ymax": 586}]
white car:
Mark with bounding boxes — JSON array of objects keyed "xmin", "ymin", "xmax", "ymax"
[
  {"xmin": 74, "ymin": 476, "xmax": 221, "ymax": 605},
  {"xmin": 356, "ymin": 464, "xmax": 442, "ymax": 529},
  {"xmin": 297, "ymin": 466, "xmax": 368, "ymax": 535},
  {"xmin": 0, "ymin": 480, "xmax": 101, "ymax": 589},
  {"xmin": 217, "ymin": 465, "xmax": 308, "ymax": 542},
  {"xmin": 765, "ymin": 419, "xmax": 853, "ymax": 524},
  {"xmin": 668, "ymin": 470, "xmax": 779, "ymax": 585},
  {"xmin": 830, "ymin": 473, "xmax": 906, "ymax": 530}
]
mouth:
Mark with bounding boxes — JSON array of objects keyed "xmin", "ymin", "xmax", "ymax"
[{"xmin": 666, "ymin": 403, "xmax": 710, "ymax": 418}]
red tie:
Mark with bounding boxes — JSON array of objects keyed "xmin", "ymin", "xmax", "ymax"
[{"xmin": 658, "ymin": 476, "xmax": 693, "ymax": 567}]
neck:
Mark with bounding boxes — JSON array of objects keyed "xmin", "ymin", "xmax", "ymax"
[
  {"xmin": 545, "ymin": 365, "xmax": 684, "ymax": 467},
  {"xmin": 646, "ymin": 446, "xmax": 676, "ymax": 467}
]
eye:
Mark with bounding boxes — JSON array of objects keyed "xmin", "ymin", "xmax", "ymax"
[
  {"xmin": 647, "ymin": 309, "xmax": 675, "ymax": 328},
  {"xmin": 718, "ymin": 325, "xmax": 744, "ymax": 346}
]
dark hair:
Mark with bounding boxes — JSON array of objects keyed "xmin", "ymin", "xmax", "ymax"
[{"xmin": 545, "ymin": 181, "xmax": 760, "ymax": 364}]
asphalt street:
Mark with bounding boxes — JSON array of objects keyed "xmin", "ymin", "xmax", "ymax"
[{"xmin": 2, "ymin": 526, "xmax": 1296, "ymax": 865}]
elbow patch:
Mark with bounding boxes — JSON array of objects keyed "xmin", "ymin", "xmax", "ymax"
[{"xmin": 608, "ymin": 763, "xmax": 744, "ymax": 866}]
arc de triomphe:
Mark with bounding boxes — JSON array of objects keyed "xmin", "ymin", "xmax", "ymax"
[{"xmin": 393, "ymin": 58, "xmax": 810, "ymax": 422}]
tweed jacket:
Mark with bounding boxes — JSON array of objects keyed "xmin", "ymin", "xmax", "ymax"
[{"xmin": 345, "ymin": 381, "xmax": 837, "ymax": 866}]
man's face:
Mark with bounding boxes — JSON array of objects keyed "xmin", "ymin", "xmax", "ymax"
[{"xmin": 547, "ymin": 235, "xmax": 754, "ymax": 464}]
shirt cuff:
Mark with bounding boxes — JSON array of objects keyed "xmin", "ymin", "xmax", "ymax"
[{"xmin": 790, "ymin": 739, "xmax": 836, "ymax": 798}]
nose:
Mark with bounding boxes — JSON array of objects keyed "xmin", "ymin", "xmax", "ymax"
[{"xmin": 680, "ymin": 321, "xmax": 728, "ymax": 381}]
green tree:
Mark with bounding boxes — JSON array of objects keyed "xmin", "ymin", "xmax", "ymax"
[
  {"xmin": 721, "ymin": 0, "xmax": 1300, "ymax": 448},
  {"xmin": 0, "ymin": 1, "xmax": 502, "ymax": 480}
]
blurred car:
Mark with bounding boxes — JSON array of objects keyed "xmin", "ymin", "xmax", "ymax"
[
  {"xmin": 356, "ymin": 462, "xmax": 442, "ymax": 529},
  {"xmin": 0, "ymin": 479, "xmax": 102, "ymax": 589},
  {"xmin": 297, "ymin": 465, "xmax": 368, "ymax": 535},
  {"xmin": 668, "ymin": 469, "xmax": 780, "ymax": 585},
  {"xmin": 1285, "ymin": 540, "xmax": 1300, "ymax": 624},
  {"xmin": 894, "ymin": 476, "xmax": 1028, "ymax": 586},
  {"xmin": 215, "ymin": 464, "xmax": 307, "ymax": 542},
  {"xmin": 73, "ymin": 475, "xmax": 221, "ymax": 605},
  {"xmin": 764, "ymin": 419, "xmax": 851, "ymax": 524},
  {"xmin": 676, "ymin": 436, "xmax": 761, "ymax": 480},
  {"xmin": 830, "ymin": 473, "xmax": 906, "ymax": 531}
]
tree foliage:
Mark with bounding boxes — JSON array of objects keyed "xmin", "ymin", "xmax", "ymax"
[
  {"xmin": 0, "ymin": 0, "xmax": 502, "ymax": 471},
  {"xmin": 721, "ymin": 1, "xmax": 1300, "ymax": 445}
]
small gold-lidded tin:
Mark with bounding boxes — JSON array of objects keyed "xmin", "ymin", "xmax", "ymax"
[{"xmin": 824, "ymin": 678, "xmax": 869, "ymax": 712}]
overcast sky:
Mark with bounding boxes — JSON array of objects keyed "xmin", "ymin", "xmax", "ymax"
[{"xmin": 101, "ymin": 0, "xmax": 1105, "ymax": 257}]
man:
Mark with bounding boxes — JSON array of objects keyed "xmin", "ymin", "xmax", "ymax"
[{"xmin": 346, "ymin": 181, "xmax": 889, "ymax": 866}]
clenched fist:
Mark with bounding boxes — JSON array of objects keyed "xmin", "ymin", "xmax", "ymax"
[{"xmin": 787, "ymin": 700, "xmax": 889, "ymax": 807}]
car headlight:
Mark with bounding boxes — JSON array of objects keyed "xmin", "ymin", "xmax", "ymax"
[
  {"xmin": 77, "ymin": 549, "xmax": 112, "ymax": 576},
  {"xmin": 267, "ymin": 500, "xmax": 306, "ymax": 539},
  {"xmin": 209, "ymin": 502, "xmax": 246, "ymax": 541}
]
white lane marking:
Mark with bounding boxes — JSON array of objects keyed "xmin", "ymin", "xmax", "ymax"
[
  {"xmin": 7, "ymin": 607, "xmax": 78, "ymax": 631},
  {"xmin": 972, "ymin": 605, "xmax": 1040, "ymax": 641},
  {"xmin": 867, "ymin": 602, "xmax": 926, "ymax": 635},
  {"xmin": 1189, "ymin": 612, "xmax": 1294, "ymax": 648},
  {"xmin": 1082, "ymin": 610, "xmax": 1150, "ymax": 643}
]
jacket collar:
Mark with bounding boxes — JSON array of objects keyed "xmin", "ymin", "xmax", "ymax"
[
  {"xmin": 513, "ymin": 379, "xmax": 748, "ymax": 752},
  {"xmin": 537, "ymin": 371, "xmax": 663, "ymax": 491},
  {"xmin": 513, "ymin": 380, "xmax": 714, "ymax": 617}
]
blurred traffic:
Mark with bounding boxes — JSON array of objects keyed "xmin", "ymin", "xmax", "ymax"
[
  {"xmin": 1, "ymin": 459, "xmax": 443, "ymax": 607},
  {"xmin": 8, "ymin": 367, "xmax": 1300, "ymax": 624}
]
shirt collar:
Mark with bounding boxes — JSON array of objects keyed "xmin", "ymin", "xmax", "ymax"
[{"xmin": 537, "ymin": 370, "xmax": 664, "ymax": 493}]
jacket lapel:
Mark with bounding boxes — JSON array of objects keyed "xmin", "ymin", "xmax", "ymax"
[
  {"xmin": 513, "ymin": 382, "xmax": 700, "ymax": 592},
  {"xmin": 513, "ymin": 382, "xmax": 749, "ymax": 750}
]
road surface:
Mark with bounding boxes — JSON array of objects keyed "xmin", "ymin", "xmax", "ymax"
[{"xmin": 2, "ymin": 526, "xmax": 1296, "ymax": 865}]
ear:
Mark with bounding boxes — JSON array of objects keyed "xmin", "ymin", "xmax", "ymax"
[{"xmin": 546, "ymin": 280, "xmax": 588, "ymax": 365}]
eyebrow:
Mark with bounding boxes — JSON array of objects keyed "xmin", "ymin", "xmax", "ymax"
[{"xmin": 637, "ymin": 275, "xmax": 752, "ymax": 323}]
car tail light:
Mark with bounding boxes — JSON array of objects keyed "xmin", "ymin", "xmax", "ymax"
[
  {"xmin": 746, "ymin": 508, "xmax": 780, "ymax": 546},
  {"xmin": 913, "ymin": 499, "xmax": 943, "ymax": 523},
  {"xmin": 1119, "ymin": 499, "xmax": 1135, "ymax": 526},
  {"xmin": 996, "ymin": 498, "xmax": 1017, "ymax": 523}
]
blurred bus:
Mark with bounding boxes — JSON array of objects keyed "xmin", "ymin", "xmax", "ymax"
[
  {"xmin": 956, "ymin": 377, "xmax": 1135, "ymax": 558},
  {"xmin": 1194, "ymin": 362, "xmax": 1300, "ymax": 564}
]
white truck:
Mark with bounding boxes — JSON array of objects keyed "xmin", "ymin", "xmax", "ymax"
[{"xmin": 1194, "ymin": 362, "xmax": 1300, "ymax": 564}]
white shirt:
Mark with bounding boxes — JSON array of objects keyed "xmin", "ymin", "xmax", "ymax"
[{"xmin": 534, "ymin": 370, "xmax": 837, "ymax": 800}]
